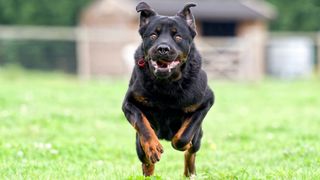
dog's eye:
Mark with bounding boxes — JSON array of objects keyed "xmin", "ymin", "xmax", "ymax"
[
  {"xmin": 150, "ymin": 34, "xmax": 158, "ymax": 41},
  {"xmin": 175, "ymin": 35, "xmax": 182, "ymax": 42}
]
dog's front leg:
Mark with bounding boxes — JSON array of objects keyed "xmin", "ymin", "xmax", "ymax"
[
  {"xmin": 122, "ymin": 101, "xmax": 163, "ymax": 176},
  {"xmin": 172, "ymin": 102, "xmax": 212, "ymax": 151},
  {"xmin": 172, "ymin": 101, "xmax": 213, "ymax": 177}
]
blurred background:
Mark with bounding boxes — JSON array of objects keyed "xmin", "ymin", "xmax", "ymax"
[
  {"xmin": 0, "ymin": 0, "xmax": 319, "ymax": 80},
  {"xmin": 1, "ymin": 1, "xmax": 320, "ymax": 178}
]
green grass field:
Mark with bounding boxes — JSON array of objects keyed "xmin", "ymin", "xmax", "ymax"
[{"xmin": 0, "ymin": 68, "xmax": 320, "ymax": 179}]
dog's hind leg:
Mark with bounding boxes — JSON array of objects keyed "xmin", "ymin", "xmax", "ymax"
[
  {"xmin": 184, "ymin": 150, "xmax": 196, "ymax": 177},
  {"xmin": 142, "ymin": 163, "xmax": 155, "ymax": 176},
  {"xmin": 136, "ymin": 133, "xmax": 155, "ymax": 176},
  {"xmin": 184, "ymin": 128, "xmax": 203, "ymax": 177}
]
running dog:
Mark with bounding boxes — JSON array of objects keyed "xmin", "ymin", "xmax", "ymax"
[{"xmin": 122, "ymin": 2, "xmax": 214, "ymax": 177}]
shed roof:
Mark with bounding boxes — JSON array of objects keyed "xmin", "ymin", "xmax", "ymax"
[{"xmin": 135, "ymin": 0, "xmax": 276, "ymax": 20}]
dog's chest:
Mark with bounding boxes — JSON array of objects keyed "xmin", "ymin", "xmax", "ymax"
[
  {"xmin": 133, "ymin": 87, "xmax": 201, "ymax": 109},
  {"xmin": 144, "ymin": 107, "xmax": 187, "ymax": 140}
]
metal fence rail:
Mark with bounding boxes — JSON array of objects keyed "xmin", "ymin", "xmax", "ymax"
[
  {"xmin": 0, "ymin": 25, "xmax": 138, "ymax": 74},
  {"xmin": 0, "ymin": 25, "xmax": 137, "ymax": 43},
  {"xmin": 0, "ymin": 25, "xmax": 319, "ymax": 78}
]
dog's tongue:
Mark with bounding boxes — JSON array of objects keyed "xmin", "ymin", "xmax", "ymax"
[{"xmin": 157, "ymin": 61, "xmax": 168, "ymax": 68}]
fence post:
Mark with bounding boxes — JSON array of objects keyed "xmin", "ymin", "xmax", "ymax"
[{"xmin": 76, "ymin": 27, "xmax": 91, "ymax": 80}]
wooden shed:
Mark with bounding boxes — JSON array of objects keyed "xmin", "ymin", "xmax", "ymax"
[
  {"xmin": 78, "ymin": 0, "xmax": 276, "ymax": 80},
  {"xmin": 78, "ymin": 0, "xmax": 138, "ymax": 79}
]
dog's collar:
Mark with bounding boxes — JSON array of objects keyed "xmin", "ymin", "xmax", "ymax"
[{"xmin": 137, "ymin": 58, "xmax": 146, "ymax": 68}]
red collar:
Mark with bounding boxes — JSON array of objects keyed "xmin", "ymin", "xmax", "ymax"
[{"xmin": 137, "ymin": 58, "xmax": 146, "ymax": 68}]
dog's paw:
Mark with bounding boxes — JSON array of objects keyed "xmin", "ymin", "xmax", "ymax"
[{"xmin": 140, "ymin": 137, "xmax": 164, "ymax": 164}]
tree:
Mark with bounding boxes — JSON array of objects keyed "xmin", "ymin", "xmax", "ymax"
[
  {"xmin": 0, "ymin": 0, "xmax": 91, "ymax": 72},
  {"xmin": 0, "ymin": 0, "xmax": 91, "ymax": 26},
  {"xmin": 266, "ymin": 0, "xmax": 320, "ymax": 31}
]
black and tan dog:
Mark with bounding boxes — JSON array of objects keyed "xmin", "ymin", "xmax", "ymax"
[{"xmin": 122, "ymin": 2, "xmax": 214, "ymax": 177}]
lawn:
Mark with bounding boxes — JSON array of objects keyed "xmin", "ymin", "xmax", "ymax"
[{"xmin": 0, "ymin": 68, "xmax": 320, "ymax": 179}]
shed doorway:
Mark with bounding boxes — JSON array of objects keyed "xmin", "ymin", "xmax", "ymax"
[{"xmin": 201, "ymin": 21, "xmax": 237, "ymax": 37}]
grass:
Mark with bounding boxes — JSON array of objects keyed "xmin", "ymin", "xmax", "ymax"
[{"xmin": 0, "ymin": 67, "xmax": 320, "ymax": 179}]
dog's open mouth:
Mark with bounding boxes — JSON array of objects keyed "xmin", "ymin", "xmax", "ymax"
[{"xmin": 150, "ymin": 59, "xmax": 180, "ymax": 73}]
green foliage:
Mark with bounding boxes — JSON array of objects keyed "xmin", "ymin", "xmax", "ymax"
[
  {"xmin": 266, "ymin": 0, "xmax": 320, "ymax": 31},
  {"xmin": 0, "ymin": 41, "xmax": 76, "ymax": 73},
  {"xmin": 0, "ymin": 0, "xmax": 91, "ymax": 26},
  {"xmin": 0, "ymin": 69, "xmax": 320, "ymax": 179},
  {"xmin": 0, "ymin": 0, "xmax": 90, "ymax": 71},
  {"xmin": 0, "ymin": 0, "xmax": 319, "ymax": 31}
]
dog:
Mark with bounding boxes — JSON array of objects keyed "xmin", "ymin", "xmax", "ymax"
[{"xmin": 122, "ymin": 2, "xmax": 214, "ymax": 177}]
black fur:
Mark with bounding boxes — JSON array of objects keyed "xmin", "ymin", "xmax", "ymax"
[{"xmin": 122, "ymin": 2, "xmax": 214, "ymax": 176}]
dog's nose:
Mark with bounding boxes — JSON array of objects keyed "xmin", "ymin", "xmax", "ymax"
[{"xmin": 157, "ymin": 44, "xmax": 170, "ymax": 55}]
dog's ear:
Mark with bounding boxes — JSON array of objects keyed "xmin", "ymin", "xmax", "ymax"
[
  {"xmin": 136, "ymin": 2, "xmax": 157, "ymax": 28},
  {"xmin": 177, "ymin": 3, "xmax": 197, "ymax": 36}
]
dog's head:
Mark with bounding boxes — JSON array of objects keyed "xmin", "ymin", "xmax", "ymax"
[{"xmin": 136, "ymin": 2, "xmax": 197, "ymax": 79}]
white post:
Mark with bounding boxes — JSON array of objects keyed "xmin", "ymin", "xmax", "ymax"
[{"xmin": 76, "ymin": 27, "xmax": 91, "ymax": 80}]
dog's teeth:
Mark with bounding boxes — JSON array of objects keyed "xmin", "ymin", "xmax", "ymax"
[
  {"xmin": 168, "ymin": 68, "xmax": 171, "ymax": 73},
  {"xmin": 151, "ymin": 60, "xmax": 157, "ymax": 66},
  {"xmin": 168, "ymin": 62, "xmax": 176, "ymax": 69}
]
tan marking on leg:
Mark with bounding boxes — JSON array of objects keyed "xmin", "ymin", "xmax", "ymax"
[
  {"xmin": 172, "ymin": 118, "xmax": 193, "ymax": 151},
  {"xmin": 184, "ymin": 149, "xmax": 196, "ymax": 177},
  {"xmin": 183, "ymin": 104, "xmax": 200, "ymax": 113},
  {"xmin": 142, "ymin": 163, "xmax": 155, "ymax": 176},
  {"xmin": 139, "ymin": 114, "xmax": 163, "ymax": 164}
]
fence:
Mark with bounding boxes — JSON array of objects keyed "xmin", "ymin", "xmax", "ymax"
[
  {"xmin": 0, "ymin": 25, "xmax": 319, "ymax": 79},
  {"xmin": 197, "ymin": 37, "xmax": 253, "ymax": 80},
  {"xmin": 0, "ymin": 25, "xmax": 77, "ymax": 73}
]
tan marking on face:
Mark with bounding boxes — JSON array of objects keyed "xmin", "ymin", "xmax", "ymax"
[
  {"xmin": 183, "ymin": 104, "xmax": 200, "ymax": 113},
  {"xmin": 171, "ymin": 28, "xmax": 177, "ymax": 33},
  {"xmin": 179, "ymin": 53, "xmax": 189, "ymax": 63}
]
